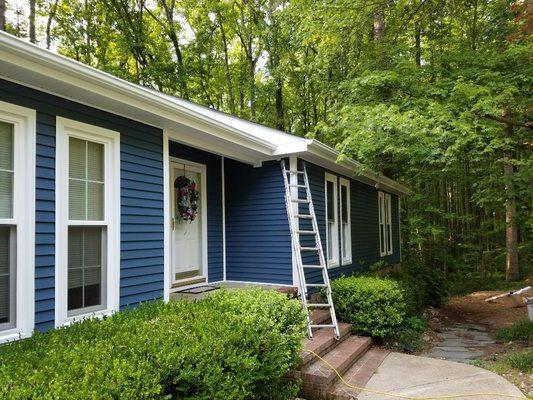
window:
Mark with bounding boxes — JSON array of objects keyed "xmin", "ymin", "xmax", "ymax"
[
  {"xmin": 325, "ymin": 173, "xmax": 338, "ymax": 267},
  {"xmin": 0, "ymin": 101, "xmax": 35, "ymax": 343},
  {"xmin": 339, "ymin": 178, "xmax": 352, "ymax": 264},
  {"xmin": 378, "ymin": 191, "xmax": 393, "ymax": 256},
  {"xmin": 56, "ymin": 118, "xmax": 120, "ymax": 326}
]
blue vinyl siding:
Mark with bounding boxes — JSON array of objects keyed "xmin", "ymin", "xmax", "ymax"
[
  {"xmin": 304, "ymin": 159, "xmax": 400, "ymax": 283},
  {"xmin": 0, "ymin": 78, "xmax": 164, "ymax": 330},
  {"xmin": 225, "ymin": 159, "xmax": 292, "ymax": 284},
  {"xmin": 168, "ymin": 141, "xmax": 223, "ymax": 282}
]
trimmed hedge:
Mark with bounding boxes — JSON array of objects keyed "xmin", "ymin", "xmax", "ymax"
[
  {"xmin": 330, "ymin": 276, "xmax": 407, "ymax": 339},
  {"xmin": 0, "ymin": 289, "xmax": 306, "ymax": 400}
]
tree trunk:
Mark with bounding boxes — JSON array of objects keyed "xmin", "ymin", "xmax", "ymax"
[
  {"xmin": 0, "ymin": 0, "xmax": 5, "ymax": 31},
  {"xmin": 29, "ymin": 0, "xmax": 36, "ymax": 43},
  {"xmin": 217, "ymin": 11, "xmax": 235, "ymax": 115},
  {"xmin": 503, "ymin": 107, "xmax": 519, "ymax": 281},
  {"xmin": 275, "ymin": 77, "xmax": 284, "ymax": 130},
  {"xmin": 374, "ymin": 12, "xmax": 384, "ymax": 41},
  {"xmin": 46, "ymin": 0, "xmax": 60, "ymax": 49},
  {"xmin": 414, "ymin": 23, "xmax": 421, "ymax": 66}
]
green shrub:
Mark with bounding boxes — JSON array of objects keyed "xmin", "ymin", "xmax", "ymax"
[
  {"xmin": 397, "ymin": 262, "xmax": 449, "ymax": 308},
  {"xmin": 385, "ymin": 315, "xmax": 428, "ymax": 353},
  {"xmin": 0, "ymin": 289, "xmax": 306, "ymax": 400},
  {"xmin": 496, "ymin": 320, "xmax": 533, "ymax": 343},
  {"xmin": 330, "ymin": 276, "xmax": 407, "ymax": 339}
]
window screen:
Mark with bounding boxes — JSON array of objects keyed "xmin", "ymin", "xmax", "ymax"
[
  {"xmin": 341, "ymin": 185, "xmax": 348, "ymax": 223},
  {"xmin": 69, "ymin": 137, "xmax": 104, "ymax": 221},
  {"xmin": 0, "ymin": 122, "xmax": 14, "ymax": 219},
  {"xmin": 68, "ymin": 227, "xmax": 105, "ymax": 313},
  {"xmin": 326, "ymin": 180, "xmax": 334, "ymax": 221}
]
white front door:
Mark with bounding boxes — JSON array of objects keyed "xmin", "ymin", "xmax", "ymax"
[{"xmin": 170, "ymin": 160, "xmax": 207, "ymax": 283}]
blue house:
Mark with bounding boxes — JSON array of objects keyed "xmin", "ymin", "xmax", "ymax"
[{"xmin": 0, "ymin": 32, "xmax": 409, "ymax": 342}]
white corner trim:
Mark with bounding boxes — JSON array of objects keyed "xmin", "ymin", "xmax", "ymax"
[
  {"xmin": 289, "ymin": 156, "xmax": 299, "ymax": 287},
  {"xmin": 55, "ymin": 117, "xmax": 120, "ymax": 328},
  {"xmin": 0, "ymin": 101, "xmax": 35, "ymax": 344},
  {"xmin": 222, "ymin": 156, "xmax": 227, "ymax": 282},
  {"xmin": 163, "ymin": 131, "xmax": 170, "ymax": 302}
]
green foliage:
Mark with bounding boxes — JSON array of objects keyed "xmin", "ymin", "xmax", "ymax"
[
  {"xmin": 449, "ymin": 272, "xmax": 529, "ymax": 296},
  {"xmin": 496, "ymin": 320, "xmax": 533, "ymax": 343},
  {"xmin": 505, "ymin": 349, "xmax": 533, "ymax": 374},
  {"xmin": 5, "ymin": 0, "xmax": 533, "ymax": 282},
  {"xmin": 0, "ymin": 289, "xmax": 306, "ymax": 400},
  {"xmin": 385, "ymin": 315, "xmax": 428, "ymax": 353},
  {"xmin": 330, "ymin": 276, "xmax": 407, "ymax": 339}
]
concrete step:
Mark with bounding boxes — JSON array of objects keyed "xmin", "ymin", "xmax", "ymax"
[
  {"xmin": 298, "ymin": 335, "xmax": 372, "ymax": 399},
  {"xmin": 328, "ymin": 347, "xmax": 390, "ymax": 400},
  {"xmin": 300, "ymin": 323, "xmax": 352, "ymax": 368}
]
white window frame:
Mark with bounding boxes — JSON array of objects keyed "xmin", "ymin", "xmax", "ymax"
[
  {"xmin": 0, "ymin": 101, "xmax": 35, "ymax": 344},
  {"xmin": 339, "ymin": 178, "xmax": 352, "ymax": 265},
  {"xmin": 378, "ymin": 191, "xmax": 393, "ymax": 257},
  {"xmin": 55, "ymin": 117, "xmax": 120, "ymax": 327},
  {"xmin": 325, "ymin": 172, "xmax": 339, "ymax": 268}
]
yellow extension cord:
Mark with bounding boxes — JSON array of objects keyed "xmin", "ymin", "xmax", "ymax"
[{"xmin": 303, "ymin": 349, "xmax": 531, "ymax": 400}]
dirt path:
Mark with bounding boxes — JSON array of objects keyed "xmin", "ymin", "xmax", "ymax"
[{"xmin": 420, "ymin": 291, "xmax": 531, "ymax": 395}]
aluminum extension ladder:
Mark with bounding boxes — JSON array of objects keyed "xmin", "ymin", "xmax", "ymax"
[{"xmin": 281, "ymin": 159, "xmax": 340, "ymax": 339}]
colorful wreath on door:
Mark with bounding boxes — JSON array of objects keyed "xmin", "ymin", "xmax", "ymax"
[{"xmin": 174, "ymin": 176, "xmax": 200, "ymax": 223}]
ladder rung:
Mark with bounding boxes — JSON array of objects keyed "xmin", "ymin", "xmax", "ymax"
[
  {"xmin": 306, "ymin": 283, "xmax": 328, "ymax": 287},
  {"xmin": 289, "ymin": 184, "xmax": 306, "ymax": 188},
  {"xmin": 310, "ymin": 324, "xmax": 336, "ymax": 329},
  {"xmin": 295, "ymin": 214, "xmax": 312, "ymax": 219},
  {"xmin": 300, "ymin": 247, "xmax": 320, "ymax": 251},
  {"xmin": 302, "ymin": 264, "xmax": 323, "ymax": 269},
  {"xmin": 308, "ymin": 303, "xmax": 331, "ymax": 307},
  {"xmin": 291, "ymin": 198, "xmax": 309, "ymax": 203},
  {"xmin": 287, "ymin": 170, "xmax": 305, "ymax": 175},
  {"xmin": 297, "ymin": 230, "xmax": 316, "ymax": 235}
]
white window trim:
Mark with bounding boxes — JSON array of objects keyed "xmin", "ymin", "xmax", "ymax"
[
  {"xmin": 325, "ymin": 172, "xmax": 339, "ymax": 268},
  {"xmin": 0, "ymin": 101, "xmax": 35, "ymax": 344},
  {"xmin": 378, "ymin": 191, "xmax": 393, "ymax": 257},
  {"xmin": 339, "ymin": 177, "xmax": 352, "ymax": 265},
  {"xmin": 55, "ymin": 117, "xmax": 120, "ymax": 327}
]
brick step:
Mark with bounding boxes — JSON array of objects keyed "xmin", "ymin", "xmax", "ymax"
[
  {"xmin": 327, "ymin": 347, "xmax": 390, "ymax": 400},
  {"xmin": 309, "ymin": 308, "xmax": 332, "ymax": 326},
  {"xmin": 298, "ymin": 335, "xmax": 372, "ymax": 399},
  {"xmin": 300, "ymin": 323, "xmax": 352, "ymax": 368}
]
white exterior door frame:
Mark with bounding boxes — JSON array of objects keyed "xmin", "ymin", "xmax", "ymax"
[{"xmin": 169, "ymin": 157, "xmax": 208, "ymax": 285}]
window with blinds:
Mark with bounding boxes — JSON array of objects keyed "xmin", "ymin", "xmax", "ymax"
[
  {"xmin": 67, "ymin": 137, "xmax": 106, "ymax": 315},
  {"xmin": 325, "ymin": 173, "xmax": 339, "ymax": 267},
  {"xmin": 378, "ymin": 191, "xmax": 393, "ymax": 256},
  {"xmin": 340, "ymin": 178, "xmax": 352, "ymax": 264},
  {"xmin": 0, "ymin": 122, "xmax": 15, "ymax": 331}
]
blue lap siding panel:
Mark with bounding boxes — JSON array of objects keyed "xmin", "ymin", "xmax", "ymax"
[
  {"xmin": 224, "ymin": 159, "xmax": 292, "ymax": 284},
  {"xmin": 303, "ymin": 159, "xmax": 400, "ymax": 284},
  {"xmin": 168, "ymin": 141, "xmax": 223, "ymax": 282},
  {"xmin": 0, "ymin": 78, "xmax": 164, "ymax": 329}
]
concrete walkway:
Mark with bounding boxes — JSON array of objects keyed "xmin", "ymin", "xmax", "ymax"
[{"xmin": 357, "ymin": 352, "xmax": 525, "ymax": 400}]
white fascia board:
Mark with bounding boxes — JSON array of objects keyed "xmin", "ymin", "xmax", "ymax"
[{"xmin": 0, "ymin": 32, "xmax": 276, "ymax": 159}]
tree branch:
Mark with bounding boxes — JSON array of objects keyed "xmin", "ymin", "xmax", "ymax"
[{"xmin": 476, "ymin": 113, "xmax": 533, "ymax": 129}]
